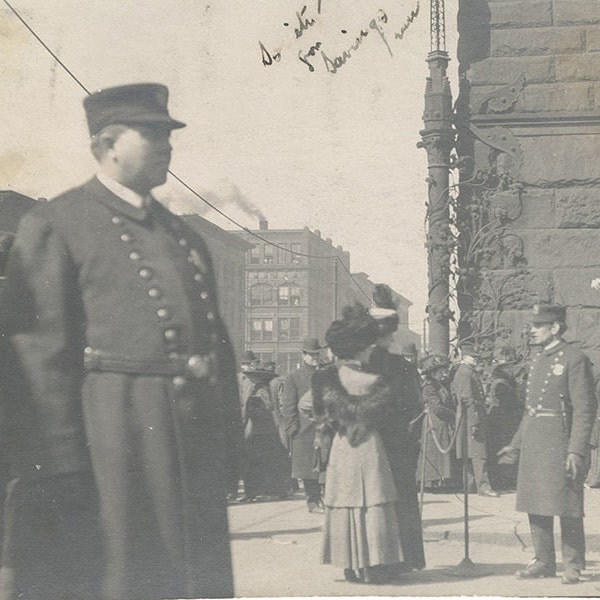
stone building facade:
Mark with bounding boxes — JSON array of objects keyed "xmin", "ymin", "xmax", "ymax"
[{"xmin": 455, "ymin": 1, "xmax": 600, "ymax": 366}]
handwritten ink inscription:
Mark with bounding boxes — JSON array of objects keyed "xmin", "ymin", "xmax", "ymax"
[{"xmin": 258, "ymin": 1, "xmax": 420, "ymax": 74}]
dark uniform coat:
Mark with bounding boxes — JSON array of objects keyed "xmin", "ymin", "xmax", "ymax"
[
  {"xmin": 420, "ymin": 378, "xmax": 456, "ymax": 484},
  {"xmin": 282, "ymin": 363, "xmax": 318, "ymax": 480},
  {"xmin": 367, "ymin": 347, "xmax": 426, "ymax": 570},
  {"xmin": 511, "ymin": 341, "xmax": 595, "ymax": 517},
  {"xmin": 0, "ymin": 177, "xmax": 243, "ymax": 600},
  {"xmin": 452, "ymin": 363, "xmax": 488, "ymax": 460}
]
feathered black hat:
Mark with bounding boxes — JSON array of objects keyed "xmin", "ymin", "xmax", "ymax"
[
  {"xmin": 325, "ymin": 302, "xmax": 379, "ymax": 359},
  {"xmin": 369, "ymin": 284, "xmax": 399, "ymax": 336}
]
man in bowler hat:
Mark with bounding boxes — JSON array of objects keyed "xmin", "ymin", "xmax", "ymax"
[
  {"xmin": 282, "ymin": 337, "xmax": 324, "ymax": 512},
  {"xmin": 498, "ymin": 305, "xmax": 596, "ymax": 584},
  {"xmin": 0, "ymin": 83, "xmax": 243, "ymax": 599}
]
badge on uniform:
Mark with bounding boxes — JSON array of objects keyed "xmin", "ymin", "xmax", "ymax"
[{"xmin": 552, "ymin": 364, "xmax": 564, "ymax": 376}]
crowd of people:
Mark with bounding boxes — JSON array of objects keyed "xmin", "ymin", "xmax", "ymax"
[{"xmin": 232, "ymin": 299, "xmax": 600, "ymax": 588}]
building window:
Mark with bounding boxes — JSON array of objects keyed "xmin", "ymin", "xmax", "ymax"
[
  {"xmin": 264, "ymin": 244, "xmax": 274, "ymax": 263},
  {"xmin": 289, "ymin": 284, "xmax": 301, "ymax": 306},
  {"xmin": 278, "ymin": 285, "xmax": 289, "ymax": 305},
  {"xmin": 290, "ymin": 243, "xmax": 301, "ymax": 264},
  {"xmin": 278, "ymin": 317, "xmax": 300, "ymax": 341},
  {"xmin": 250, "ymin": 319, "xmax": 273, "ymax": 341},
  {"xmin": 249, "ymin": 246, "xmax": 260, "ymax": 264},
  {"xmin": 249, "ymin": 283, "xmax": 274, "ymax": 306},
  {"xmin": 278, "ymin": 243, "xmax": 290, "ymax": 264},
  {"xmin": 278, "ymin": 284, "xmax": 301, "ymax": 305},
  {"xmin": 277, "ymin": 351, "xmax": 302, "ymax": 375}
]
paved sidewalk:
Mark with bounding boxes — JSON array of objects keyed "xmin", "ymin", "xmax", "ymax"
[{"xmin": 228, "ymin": 488, "xmax": 600, "ymax": 597}]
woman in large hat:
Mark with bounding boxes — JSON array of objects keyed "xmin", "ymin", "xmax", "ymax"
[
  {"xmin": 238, "ymin": 363, "xmax": 290, "ymax": 501},
  {"xmin": 312, "ymin": 303, "xmax": 404, "ymax": 584},
  {"xmin": 418, "ymin": 354, "xmax": 458, "ymax": 489}
]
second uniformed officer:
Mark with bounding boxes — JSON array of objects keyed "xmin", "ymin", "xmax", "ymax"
[
  {"xmin": 499, "ymin": 305, "xmax": 596, "ymax": 584},
  {"xmin": 0, "ymin": 84, "xmax": 243, "ymax": 600}
]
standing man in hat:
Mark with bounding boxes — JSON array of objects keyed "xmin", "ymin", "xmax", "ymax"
[
  {"xmin": 498, "ymin": 305, "xmax": 596, "ymax": 584},
  {"xmin": 282, "ymin": 337, "xmax": 324, "ymax": 512},
  {"xmin": 0, "ymin": 83, "xmax": 243, "ymax": 600},
  {"xmin": 452, "ymin": 343, "xmax": 499, "ymax": 497}
]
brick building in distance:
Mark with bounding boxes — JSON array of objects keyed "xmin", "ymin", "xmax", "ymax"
[{"xmin": 232, "ymin": 221, "xmax": 420, "ymax": 375}]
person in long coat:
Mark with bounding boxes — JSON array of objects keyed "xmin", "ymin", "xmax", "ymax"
[
  {"xmin": 313, "ymin": 303, "xmax": 404, "ymax": 584},
  {"xmin": 487, "ymin": 346, "xmax": 522, "ymax": 490},
  {"xmin": 367, "ymin": 284, "xmax": 425, "ymax": 572},
  {"xmin": 282, "ymin": 337, "xmax": 323, "ymax": 511},
  {"xmin": 419, "ymin": 354, "xmax": 458, "ymax": 488},
  {"xmin": 498, "ymin": 305, "xmax": 596, "ymax": 584},
  {"xmin": 238, "ymin": 367, "xmax": 290, "ymax": 500},
  {"xmin": 452, "ymin": 344, "xmax": 499, "ymax": 497},
  {"xmin": 0, "ymin": 84, "xmax": 243, "ymax": 600},
  {"xmin": 585, "ymin": 375, "xmax": 600, "ymax": 488}
]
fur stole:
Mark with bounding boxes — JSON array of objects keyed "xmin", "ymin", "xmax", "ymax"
[{"xmin": 312, "ymin": 366, "xmax": 395, "ymax": 446}]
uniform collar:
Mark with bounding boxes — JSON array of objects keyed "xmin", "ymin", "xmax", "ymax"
[
  {"xmin": 88, "ymin": 176, "xmax": 151, "ymax": 222},
  {"xmin": 543, "ymin": 339, "xmax": 566, "ymax": 357}
]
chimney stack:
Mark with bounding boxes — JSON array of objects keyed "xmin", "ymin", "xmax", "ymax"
[{"xmin": 259, "ymin": 219, "xmax": 268, "ymax": 230}]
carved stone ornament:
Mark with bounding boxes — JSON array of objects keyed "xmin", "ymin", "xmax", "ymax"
[{"xmin": 471, "ymin": 73, "xmax": 526, "ymax": 115}]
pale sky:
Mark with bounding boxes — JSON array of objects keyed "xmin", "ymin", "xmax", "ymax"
[{"xmin": 1, "ymin": 0, "xmax": 459, "ymax": 332}]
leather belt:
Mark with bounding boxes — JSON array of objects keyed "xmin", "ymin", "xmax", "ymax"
[
  {"xmin": 83, "ymin": 347, "xmax": 217, "ymax": 382},
  {"xmin": 526, "ymin": 406, "xmax": 562, "ymax": 418}
]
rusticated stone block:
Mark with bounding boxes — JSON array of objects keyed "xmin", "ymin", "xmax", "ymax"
[
  {"xmin": 517, "ymin": 82, "xmax": 594, "ymax": 112},
  {"xmin": 556, "ymin": 55, "xmax": 600, "ymax": 82},
  {"xmin": 519, "ymin": 134, "xmax": 600, "ymax": 184},
  {"xmin": 554, "ymin": 268, "xmax": 600, "ymax": 307},
  {"xmin": 489, "ymin": 1, "xmax": 552, "ymax": 28},
  {"xmin": 555, "ymin": 188, "xmax": 600, "ymax": 228},
  {"xmin": 488, "ymin": 189, "xmax": 555, "ymax": 229},
  {"xmin": 563, "ymin": 308, "xmax": 600, "ymax": 361},
  {"xmin": 468, "ymin": 56, "xmax": 554, "ymax": 86},
  {"xmin": 522, "ymin": 230, "xmax": 600, "ymax": 268},
  {"xmin": 491, "ymin": 28, "xmax": 585, "ymax": 57},
  {"xmin": 470, "ymin": 81, "xmax": 593, "ymax": 114},
  {"xmin": 473, "ymin": 269, "xmax": 554, "ymax": 310},
  {"xmin": 587, "ymin": 28, "xmax": 600, "ymax": 52},
  {"xmin": 554, "ymin": 1, "xmax": 600, "ymax": 25}
]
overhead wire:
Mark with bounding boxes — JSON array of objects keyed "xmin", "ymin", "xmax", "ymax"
[{"xmin": 4, "ymin": 0, "xmax": 381, "ymax": 306}]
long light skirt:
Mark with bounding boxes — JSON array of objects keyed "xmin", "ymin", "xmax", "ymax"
[{"xmin": 321, "ymin": 503, "xmax": 404, "ymax": 569}]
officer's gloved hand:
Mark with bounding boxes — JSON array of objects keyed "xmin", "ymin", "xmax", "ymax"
[
  {"xmin": 565, "ymin": 453, "xmax": 585, "ymax": 481},
  {"xmin": 497, "ymin": 445, "xmax": 519, "ymax": 464}
]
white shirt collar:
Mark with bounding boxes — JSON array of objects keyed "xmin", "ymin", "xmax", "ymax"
[{"xmin": 97, "ymin": 172, "xmax": 146, "ymax": 209}]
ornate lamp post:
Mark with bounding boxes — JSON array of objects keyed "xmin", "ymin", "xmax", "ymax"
[{"xmin": 419, "ymin": 0, "xmax": 454, "ymax": 356}]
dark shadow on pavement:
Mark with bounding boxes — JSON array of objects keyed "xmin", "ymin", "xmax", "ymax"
[
  {"xmin": 424, "ymin": 514, "xmax": 489, "ymax": 528},
  {"xmin": 374, "ymin": 562, "xmax": 524, "ymax": 587},
  {"xmin": 231, "ymin": 526, "xmax": 322, "ymax": 540}
]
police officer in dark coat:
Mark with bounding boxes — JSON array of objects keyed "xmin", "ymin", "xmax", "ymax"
[
  {"xmin": 498, "ymin": 305, "xmax": 596, "ymax": 584},
  {"xmin": 282, "ymin": 337, "xmax": 323, "ymax": 512},
  {"xmin": 452, "ymin": 343, "xmax": 499, "ymax": 497},
  {"xmin": 0, "ymin": 84, "xmax": 243, "ymax": 600}
]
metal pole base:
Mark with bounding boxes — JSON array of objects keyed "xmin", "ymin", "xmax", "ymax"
[{"xmin": 448, "ymin": 558, "xmax": 490, "ymax": 578}]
